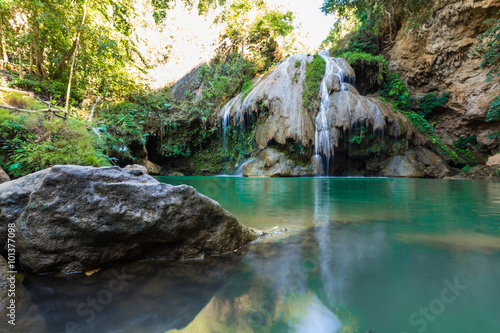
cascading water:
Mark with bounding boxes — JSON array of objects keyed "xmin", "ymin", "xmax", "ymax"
[
  {"xmin": 220, "ymin": 96, "xmax": 238, "ymax": 154},
  {"xmin": 314, "ymin": 50, "xmax": 355, "ymax": 175},
  {"xmin": 217, "ymin": 51, "xmax": 425, "ymax": 177}
]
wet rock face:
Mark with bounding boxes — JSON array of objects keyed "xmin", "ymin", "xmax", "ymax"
[
  {"xmin": 388, "ymin": 0, "xmax": 500, "ymax": 139},
  {"xmin": 0, "ymin": 166, "xmax": 259, "ymax": 274},
  {"xmin": 243, "ymin": 148, "xmax": 314, "ymax": 177}
]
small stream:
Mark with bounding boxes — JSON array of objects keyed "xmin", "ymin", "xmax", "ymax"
[{"xmin": 20, "ymin": 177, "xmax": 500, "ymax": 333}]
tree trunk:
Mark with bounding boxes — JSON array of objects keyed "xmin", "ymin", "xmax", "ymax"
[
  {"xmin": 33, "ymin": 21, "xmax": 48, "ymax": 79},
  {"xmin": 65, "ymin": 4, "xmax": 87, "ymax": 116},
  {"xmin": 53, "ymin": 39, "xmax": 78, "ymax": 79},
  {"xmin": 0, "ymin": 14, "xmax": 8, "ymax": 69},
  {"xmin": 18, "ymin": 48, "xmax": 23, "ymax": 79},
  {"xmin": 29, "ymin": 43, "xmax": 33, "ymax": 74}
]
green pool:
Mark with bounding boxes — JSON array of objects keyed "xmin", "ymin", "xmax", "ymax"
[{"xmin": 23, "ymin": 177, "xmax": 500, "ymax": 333}]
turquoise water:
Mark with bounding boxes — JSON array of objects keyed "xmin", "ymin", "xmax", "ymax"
[
  {"xmin": 22, "ymin": 177, "xmax": 500, "ymax": 333},
  {"xmin": 158, "ymin": 176, "xmax": 500, "ymax": 333}
]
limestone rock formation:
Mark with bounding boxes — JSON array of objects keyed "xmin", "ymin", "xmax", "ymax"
[
  {"xmin": 381, "ymin": 148, "xmax": 451, "ymax": 178},
  {"xmin": 387, "ymin": 0, "xmax": 500, "ymax": 142},
  {"xmin": 242, "ymin": 148, "xmax": 314, "ymax": 177},
  {"xmin": 220, "ymin": 51, "xmax": 428, "ymax": 176},
  {"xmin": 478, "ymin": 131, "xmax": 500, "ymax": 155},
  {"xmin": 486, "ymin": 153, "xmax": 500, "ymax": 166},
  {"xmin": 0, "ymin": 167, "xmax": 9, "ymax": 184},
  {"xmin": 0, "ymin": 166, "xmax": 259, "ymax": 274}
]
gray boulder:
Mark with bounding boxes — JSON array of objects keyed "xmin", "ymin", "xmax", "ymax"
[
  {"xmin": 124, "ymin": 164, "xmax": 149, "ymax": 174},
  {"xmin": 0, "ymin": 167, "xmax": 9, "ymax": 184},
  {"xmin": 0, "ymin": 166, "xmax": 259, "ymax": 274}
]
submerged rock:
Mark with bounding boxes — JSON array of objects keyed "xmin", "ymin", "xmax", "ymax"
[
  {"xmin": 0, "ymin": 166, "xmax": 259, "ymax": 274},
  {"xmin": 243, "ymin": 148, "xmax": 314, "ymax": 177},
  {"xmin": 0, "ymin": 167, "xmax": 9, "ymax": 184}
]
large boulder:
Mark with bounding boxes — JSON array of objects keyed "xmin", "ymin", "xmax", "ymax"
[
  {"xmin": 0, "ymin": 167, "xmax": 9, "ymax": 184},
  {"xmin": 0, "ymin": 166, "xmax": 259, "ymax": 274},
  {"xmin": 243, "ymin": 148, "xmax": 314, "ymax": 177},
  {"xmin": 478, "ymin": 131, "xmax": 500, "ymax": 155},
  {"xmin": 381, "ymin": 151, "xmax": 425, "ymax": 178},
  {"xmin": 381, "ymin": 148, "xmax": 451, "ymax": 178}
]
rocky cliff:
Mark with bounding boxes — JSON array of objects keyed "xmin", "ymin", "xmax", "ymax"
[{"xmin": 387, "ymin": 0, "xmax": 500, "ymax": 153}]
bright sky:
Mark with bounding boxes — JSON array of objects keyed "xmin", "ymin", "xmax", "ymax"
[{"xmin": 269, "ymin": 0, "xmax": 336, "ymax": 47}]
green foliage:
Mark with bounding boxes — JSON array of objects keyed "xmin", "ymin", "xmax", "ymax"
[
  {"xmin": 9, "ymin": 75, "xmax": 78, "ymax": 104},
  {"xmin": 225, "ymin": 123, "xmax": 257, "ymax": 167},
  {"xmin": 473, "ymin": 11, "xmax": 500, "ymax": 81},
  {"xmin": 321, "ymin": 0, "xmax": 434, "ymax": 25},
  {"xmin": 340, "ymin": 51, "xmax": 388, "ymax": 83},
  {"xmin": 0, "ymin": 92, "xmax": 46, "ymax": 110},
  {"xmin": 379, "ymin": 72, "xmax": 410, "ymax": 110},
  {"xmin": 96, "ymin": 89, "xmax": 172, "ymax": 160},
  {"xmin": 453, "ymin": 136, "xmax": 478, "ymax": 162},
  {"xmin": 461, "ymin": 165, "xmax": 472, "ymax": 173},
  {"xmin": 486, "ymin": 96, "xmax": 500, "ymax": 122},
  {"xmin": 336, "ymin": 30, "xmax": 378, "ymax": 55},
  {"xmin": 5, "ymin": 0, "xmax": 144, "ymax": 107},
  {"xmin": 295, "ymin": 60, "xmax": 301, "ymax": 68},
  {"xmin": 241, "ymin": 79, "xmax": 254, "ymax": 100},
  {"xmin": 453, "ymin": 136, "xmax": 478, "ymax": 151},
  {"xmin": 349, "ymin": 126, "xmax": 367, "ymax": 144},
  {"xmin": 302, "ymin": 54, "xmax": 326, "ymax": 111},
  {"xmin": 418, "ymin": 91, "xmax": 450, "ymax": 117},
  {"xmin": 224, "ymin": 0, "xmax": 293, "ymax": 73},
  {"xmin": 0, "ymin": 110, "xmax": 109, "ymax": 177},
  {"xmin": 197, "ymin": 54, "xmax": 256, "ymax": 116},
  {"xmin": 486, "ymin": 130, "xmax": 500, "ymax": 139}
]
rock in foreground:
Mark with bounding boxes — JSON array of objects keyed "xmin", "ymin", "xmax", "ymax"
[{"xmin": 0, "ymin": 166, "xmax": 259, "ymax": 274}]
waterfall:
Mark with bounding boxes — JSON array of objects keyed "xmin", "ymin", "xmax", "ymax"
[
  {"xmin": 217, "ymin": 51, "xmax": 421, "ymax": 177},
  {"xmin": 88, "ymin": 96, "xmax": 100, "ymax": 122},
  {"xmin": 315, "ymin": 51, "xmax": 355, "ymax": 175},
  {"xmin": 220, "ymin": 96, "xmax": 239, "ymax": 154}
]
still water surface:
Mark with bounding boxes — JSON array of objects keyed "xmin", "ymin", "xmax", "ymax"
[{"xmin": 22, "ymin": 177, "xmax": 500, "ymax": 333}]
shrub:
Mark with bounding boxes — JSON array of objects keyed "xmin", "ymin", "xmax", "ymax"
[
  {"xmin": 486, "ymin": 96, "xmax": 500, "ymax": 122},
  {"xmin": 302, "ymin": 54, "xmax": 326, "ymax": 111},
  {"xmin": 418, "ymin": 92, "xmax": 450, "ymax": 117},
  {"xmin": 0, "ymin": 110, "xmax": 109, "ymax": 177},
  {"xmin": 379, "ymin": 72, "xmax": 410, "ymax": 110}
]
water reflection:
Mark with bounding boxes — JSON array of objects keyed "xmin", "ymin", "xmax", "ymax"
[
  {"xmin": 22, "ymin": 257, "xmax": 244, "ymax": 333},
  {"xmin": 17, "ymin": 177, "xmax": 500, "ymax": 332}
]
